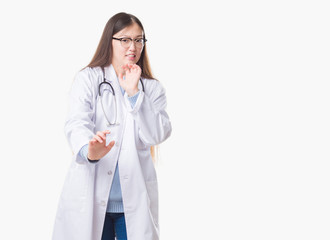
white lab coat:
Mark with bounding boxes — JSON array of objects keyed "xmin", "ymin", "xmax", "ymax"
[{"xmin": 52, "ymin": 65, "xmax": 172, "ymax": 240}]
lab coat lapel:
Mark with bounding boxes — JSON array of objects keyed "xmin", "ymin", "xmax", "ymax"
[
  {"xmin": 105, "ymin": 65, "xmax": 127, "ymax": 115},
  {"xmin": 108, "ymin": 65, "xmax": 124, "ymax": 95}
]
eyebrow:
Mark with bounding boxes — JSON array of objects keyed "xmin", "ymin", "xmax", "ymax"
[{"xmin": 119, "ymin": 34, "xmax": 143, "ymax": 38}]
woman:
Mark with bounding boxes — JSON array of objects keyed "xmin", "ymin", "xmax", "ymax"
[{"xmin": 52, "ymin": 12, "xmax": 172, "ymax": 240}]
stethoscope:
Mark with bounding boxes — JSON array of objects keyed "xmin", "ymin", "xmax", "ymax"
[{"xmin": 99, "ymin": 67, "xmax": 145, "ymax": 127}]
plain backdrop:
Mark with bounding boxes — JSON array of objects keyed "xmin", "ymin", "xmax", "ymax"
[{"xmin": 0, "ymin": 0, "xmax": 329, "ymax": 239}]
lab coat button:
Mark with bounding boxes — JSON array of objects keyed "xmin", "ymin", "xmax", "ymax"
[
  {"xmin": 108, "ymin": 170, "xmax": 112, "ymax": 175},
  {"xmin": 101, "ymin": 201, "xmax": 106, "ymax": 206},
  {"xmin": 115, "ymin": 142, "xmax": 120, "ymax": 147}
]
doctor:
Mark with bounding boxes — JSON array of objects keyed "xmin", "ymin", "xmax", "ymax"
[{"xmin": 52, "ymin": 12, "xmax": 172, "ymax": 240}]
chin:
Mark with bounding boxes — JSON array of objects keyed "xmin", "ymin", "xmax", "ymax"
[{"xmin": 125, "ymin": 60, "xmax": 138, "ymax": 65}]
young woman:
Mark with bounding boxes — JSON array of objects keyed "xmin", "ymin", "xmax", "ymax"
[{"xmin": 52, "ymin": 12, "xmax": 172, "ymax": 240}]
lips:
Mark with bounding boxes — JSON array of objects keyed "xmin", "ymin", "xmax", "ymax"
[{"xmin": 126, "ymin": 54, "xmax": 136, "ymax": 61}]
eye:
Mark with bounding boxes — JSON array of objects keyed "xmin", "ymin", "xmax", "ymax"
[
  {"xmin": 135, "ymin": 38, "xmax": 144, "ymax": 43},
  {"xmin": 121, "ymin": 38, "xmax": 131, "ymax": 43}
]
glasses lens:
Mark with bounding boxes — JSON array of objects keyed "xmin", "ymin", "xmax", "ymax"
[
  {"xmin": 135, "ymin": 39, "xmax": 144, "ymax": 48},
  {"xmin": 121, "ymin": 38, "xmax": 145, "ymax": 49},
  {"xmin": 121, "ymin": 38, "xmax": 132, "ymax": 48}
]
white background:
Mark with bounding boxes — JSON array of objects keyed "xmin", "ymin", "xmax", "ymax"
[{"xmin": 0, "ymin": 0, "xmax": 329, "ymax": 239}]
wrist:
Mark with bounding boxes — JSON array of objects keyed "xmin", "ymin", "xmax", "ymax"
[
  {"xmin": 87, "ymin": 154, "xmax": 100, "ymax": 161},
  {"xmin": 127, "ymin": 88, "xmax": 139, "ymax": 97}
]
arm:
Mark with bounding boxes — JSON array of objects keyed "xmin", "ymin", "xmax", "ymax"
[
  {"xmin": 64, "ymin": 69, "xmax": 96, "ymax": 164},
  {"xmin": 118, "ymin": 64, "xmax": 172, "ymax": 146},
  {"xmin": 124, "ymin": 80, "xmax": 172, "ymax": 146}
]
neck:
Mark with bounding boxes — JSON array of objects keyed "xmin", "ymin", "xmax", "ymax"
[{"xmin": 112, "ymin": 62, "xmax": 125, "ymax": 78}]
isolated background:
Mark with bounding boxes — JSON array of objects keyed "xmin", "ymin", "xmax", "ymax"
[{"xmin": 0, "ymin": 0, "xmax": 329, "ymax": 239}]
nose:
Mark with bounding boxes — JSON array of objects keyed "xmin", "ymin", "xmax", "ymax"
[{"xmin": 128, "ymin": 41, "xmax": 136, "ymax": 51}]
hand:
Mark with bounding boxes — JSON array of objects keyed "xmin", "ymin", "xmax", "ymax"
[
  {"xmin": 118, "ymin": 64, "xmax": 141, "ymax": 96},
  {"xmin": 87, "ymin": 130, "xmax": 115, "ymax": 161}
]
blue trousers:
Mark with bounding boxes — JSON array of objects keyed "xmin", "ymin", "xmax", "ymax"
[{"xmin": 101, "ymin": 212, "xmax": 127, "ymax": 240}]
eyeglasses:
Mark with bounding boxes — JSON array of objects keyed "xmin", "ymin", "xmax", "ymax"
[{"xmin": 112, "ymin": 37, "xmax": 147, "ymax": 49}]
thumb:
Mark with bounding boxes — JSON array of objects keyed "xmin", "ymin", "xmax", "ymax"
[{"xmin": 106, "ymin": 140, "xmax": 115, "ymax": 150}]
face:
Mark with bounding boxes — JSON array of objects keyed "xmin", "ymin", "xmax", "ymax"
[{"xmin": 111, "ymin": 22, "xmax": 144, "ymax": 69}]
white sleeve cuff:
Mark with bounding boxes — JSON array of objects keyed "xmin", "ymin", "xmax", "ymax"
[{"xmin": 124, "ymin": 90, "xmax": 144, "ymax": 113}]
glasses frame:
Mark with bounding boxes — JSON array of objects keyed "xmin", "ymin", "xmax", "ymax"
[{"xmin": 112, "ymin": 37, "xmax": 147, "ymax": 49}]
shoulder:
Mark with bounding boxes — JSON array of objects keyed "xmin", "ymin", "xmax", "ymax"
[
  {"xmin": 75, "ymin": 67, "xmax": 102, "ymax": 84},
  {"xmin": 141, "ymin": 78, "xmax": 166, "ymax": 96},
  {"xmin": 70, "ymin": 67, "xmax": 102, "ymax": 96}
]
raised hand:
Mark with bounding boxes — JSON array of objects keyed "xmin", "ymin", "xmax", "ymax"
[
  {"xmin": 87, "ymin": 130, "xmax": 115, "ymax": 161},
  {"xmin": 118, "ymin": 64, "xmax": 141, "ymax": 96}
]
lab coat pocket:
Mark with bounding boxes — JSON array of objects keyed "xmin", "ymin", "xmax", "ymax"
[
  {"xmin": 146, "ymin": 180, "xmax": 159, "ymax": 227},
  {"xmin": 61, "ymin": 163, "xmax": 91, "ymax": 211}
]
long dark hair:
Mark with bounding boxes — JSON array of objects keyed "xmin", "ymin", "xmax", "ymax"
[
  {"xmin": 86, "ymin": 12, "xmax": 154, "ymax": 80},
  {"xmin": 86, "ymin": 12, "xmax": 157, "ymax": 160}
]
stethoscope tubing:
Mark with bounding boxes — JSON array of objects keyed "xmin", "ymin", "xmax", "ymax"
[{"xmin": 99, "ymin": 67, "xmax": 145, "ymax": 126}]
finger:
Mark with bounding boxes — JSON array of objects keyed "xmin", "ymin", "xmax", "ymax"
[
  {"xmin": 122, "ymin": 64, "xmax": 130, "ymax": 72},
  {"xmin": 103, "ymin": 130, "xmax": 111, "ymax": 135},
  {"xmin": 120, "ymin": 65, "xmax": 125, "ymax": 73},
  {"xmin": 126, "ymin": 64, "xmax": 133, "ymax": 71},
  {"xmin": 126, "ymin": 66, "xmax": 131, "ymax": 73},
  {"xmin": 96, "ymin": 131, "xmax": 107, "ymax": 140},
  {"xmin": 132, "ymin": 64, "xmax": 141, "ymax": 73},
  {"xmin": 130, "ymin": 64, "xmax": 136, "ymax": 71},
  {"xmin": 129, "ymin": 64, "xmax": 135, "ymax": 71},
  {"xmin": 106, "ymin": 140, "xmax": 115, "ymax": 149},
  {"xmin": 93, "ymin": 135, "xmax": 103, "ymax": 143}
]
